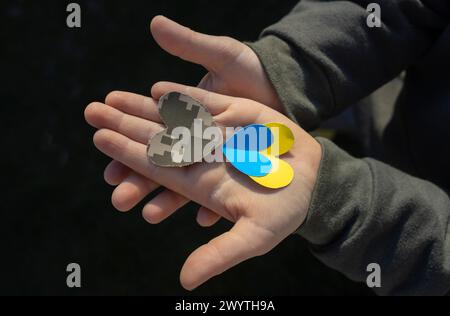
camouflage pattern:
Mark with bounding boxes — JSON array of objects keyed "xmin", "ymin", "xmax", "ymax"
[{"xmin": 147, "ymin": 92, "xmax": 217, "ymax": 167}]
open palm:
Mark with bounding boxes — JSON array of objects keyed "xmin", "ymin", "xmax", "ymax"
[
  {"xmin": 85, "ymin": 82, "xmax": 321, "ymax": 290},
  {"xmin": 103, "ymin": 16, "xmax": 284, "ymax": 216}
]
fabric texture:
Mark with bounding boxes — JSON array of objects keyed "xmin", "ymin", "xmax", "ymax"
[{"xmin": 248, "ymin": 0, "xmax": 450, "ymax": 295}]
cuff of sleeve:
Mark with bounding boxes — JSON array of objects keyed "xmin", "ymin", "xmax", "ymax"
[
  {"xmin": 295, "ymin": 137, "xmax": 372, "ymax": 246},
  {"xmin": 247, "ymin": 35, "xmax": 333, "ymax": 131}
]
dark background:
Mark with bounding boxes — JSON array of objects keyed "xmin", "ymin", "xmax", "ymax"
[{"xmin": 1, "ymin": 0, "xmax": 372, "ymax": 295}]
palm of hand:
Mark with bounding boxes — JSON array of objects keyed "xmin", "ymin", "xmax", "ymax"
[
  {"xmin": 103, "ymin": 15, "xmax": 286, "ymax": 229},
  {"xmin": 85, "ymin": 83, "xmax": 321, "ymax": 290}
]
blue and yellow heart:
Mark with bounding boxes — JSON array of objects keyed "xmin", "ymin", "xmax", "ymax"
[{"xmin": 222, "ymin": 123, "xmax": 295, "ymax": 189}]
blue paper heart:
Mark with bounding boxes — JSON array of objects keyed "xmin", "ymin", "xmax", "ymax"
[{"xmin": 222, "ymin": 124, "xmax": 274, "ymax": 177}]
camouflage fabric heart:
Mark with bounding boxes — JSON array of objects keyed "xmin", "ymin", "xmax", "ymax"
[{"xmin": 147, "ymin": 92, "xmax": 217, "ymax": 167}]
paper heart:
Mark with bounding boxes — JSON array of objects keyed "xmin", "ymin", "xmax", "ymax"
[
  {"xmin": 147, "ymin": 93, "xmax": 295, "ymax": 189},
  {"xmin": 223, "ymin": 122, "xmax": 295, "ymax": 189},
  {"xmin": 222, "ymin": 124, "xmax": 274, "ymax": 177},
  {"xmin": 249, "ymin": 123, "xmax": 294, "ymax": 189},
  {"xmin": 147, "ymin": 92, "xmax": 217, "ymax": 167}
]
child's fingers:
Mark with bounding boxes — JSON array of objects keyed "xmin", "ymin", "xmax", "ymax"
[
  {"xmin": 94, "ymin": 129, "xmax": 179, "ymax": 184},
  {"xmin": 142, "ymin": 189, "xmax": 190, "ymax": 224},
  {"xmin": 104, "ymin": 160, "xmax": 131, "ymax": 186},
  {"xmin": 151, "ymin": 81, "xmax": 275, "ymax": 127},
  {"xmin": 150, "ymin": 16, "xmax": 241, "ymax": 74},
  {"xmin": 180, "ymin": 218, "xmax": 275, "ymax": 290},
  {"xmin": 196, "ymin": 206, "xmax": 221, "ymax": 227},
  {"xmin": 108, "ymin": 164, "xmax": 191, "ymax": 215},
  {"xmin": 105, "ymin": 91, "xmax": 162, "ymax": 123},
  {"xmin": 94, "ymin": 129, "xmax": 212, "ymax": 201},
  {"xmin": 85, "ymin": 102, "xmax": 163, "ymax": 145},
  {"xmin": 111, "ymin": 172, "xmax": 160, "ymax": 212},
  {"xmin": 151, "ymin": 81, "xmax": 234, "ymax": 115}
]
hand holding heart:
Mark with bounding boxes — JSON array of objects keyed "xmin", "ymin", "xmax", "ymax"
[
  {"xmin": 85, "ymin": 82, "xmax": 322, "ymax": 290},
  {"xmin": 107, "ymin": 15, "xmax": 286, "ymax": 206},
  {"xmin": 147, "ymin": 91, "xmax": 295, "ymax": 189}
]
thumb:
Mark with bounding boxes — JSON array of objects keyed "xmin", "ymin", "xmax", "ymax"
[
  {"xmin": 180, "ymin": 218, "xmax": 276, "ymax": 290},
  {"xmin": 150, "ymin": 15, "xmax": 243, "ymax": 73}
]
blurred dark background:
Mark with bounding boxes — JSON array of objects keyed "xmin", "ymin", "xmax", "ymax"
[{"xmin": 1, "ymin": 0, "xmax": 372, "ymax": 295}]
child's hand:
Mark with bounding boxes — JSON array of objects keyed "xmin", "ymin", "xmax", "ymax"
[
  {"xmin": 85, "ymin": 82, "xmax": 322, "ymax": 290},
  {"xmin": 150, "ymin": 15, "xmax": 282, "ymax": 111},
  {"xmin": 101, "ymin": 15, "xmax": 284, "ymax": 218}
]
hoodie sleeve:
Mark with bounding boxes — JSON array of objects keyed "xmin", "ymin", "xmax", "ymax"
[
  {"xmin": 297, "ymin": 138, "xmax": 450, "ymax": 295},
  {"xmin": 247, "ymin": 0, "xmax": 450, "ymax": 130}
]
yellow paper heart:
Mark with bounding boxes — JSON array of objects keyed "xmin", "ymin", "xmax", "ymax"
[
  {"xmin": 249, "ymin": 123, "xmax": 295, "ymax": 189},
  {"xmin": 250, "ymin": 156, "xmax": 294, "ymax": 189},
  {"xmin": 261, "ymin": 122, "xmax": 295, "ymax": 156}
]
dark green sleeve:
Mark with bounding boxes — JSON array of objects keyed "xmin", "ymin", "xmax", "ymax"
[
  {"xmin": 248, "ymin": 0, "xmax": 450, "ymax": 130},
  {"xmin": 298, "ymin": 138, "xmax": 450, "ymax": 295}
]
